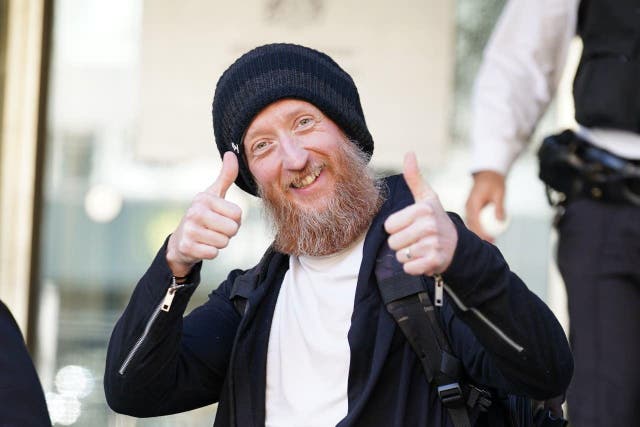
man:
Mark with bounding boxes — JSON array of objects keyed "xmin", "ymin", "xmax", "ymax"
[
  {"xmin": 0, "ymin": 300, "xmax": 51, "ymax": 426},
  {"xmin": 465, "ymin": 0, "xmax": 640, "ymax": 425},
  {"xmin": 105, "ymin": 43, "xmax": 572, "ymax": 426}
]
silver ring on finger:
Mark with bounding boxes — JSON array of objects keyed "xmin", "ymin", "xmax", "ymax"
[{"xmin": 405, "ymin": 247, "xmax": 412, "ymax": 260}]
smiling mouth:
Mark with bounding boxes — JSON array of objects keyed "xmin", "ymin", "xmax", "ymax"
[{"xmin": 290, "ymin": 164, "xmax": 324, "ymax": 189}]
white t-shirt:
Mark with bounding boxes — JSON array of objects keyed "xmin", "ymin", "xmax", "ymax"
[{"xmin": 265, "ymin": 234, "xmax": 366, "ymax": 427}]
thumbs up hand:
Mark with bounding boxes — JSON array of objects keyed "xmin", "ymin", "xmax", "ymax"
[
  {"xmin": 384, "ymin": 152, "xmax": 458, "ymax": 276},
  {"xmin": 166, "ymin": 151, "xmax": 243, "ymax": 277}
]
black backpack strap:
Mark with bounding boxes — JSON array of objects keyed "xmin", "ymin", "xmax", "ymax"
[
  {"xmin": 375, "ymin": 243, "xmax": 490, "ymax": 427},
  {"xmin": 379, "ymin": 275, "xmax": 462, "ymax": 381}
]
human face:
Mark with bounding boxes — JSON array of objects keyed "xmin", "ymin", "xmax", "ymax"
[
  {"xmin": 243, "ymin": 99, "xmax": 347, "ymax": 209},
  {"xmin": 243, "ymin": 98, "xmax": 383, "ymax": 256}
]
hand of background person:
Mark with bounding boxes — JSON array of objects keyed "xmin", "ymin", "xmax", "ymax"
[
  {"xmin": 384, "ymin": 152, "xmax": 458, "ymax": 276},
  {"xmin": 166, "ymin": 151, "xmax": 242, "ymax": 277},
  {"xmin": 465, "ymin": 170, "xmax": 506, "ymax": 243}
]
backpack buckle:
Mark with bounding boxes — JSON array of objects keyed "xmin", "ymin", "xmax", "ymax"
[
  {"xmin": 466, "ymin": 385, "xmax": 492, "ymax": 412},
  {"xmin": 437, "ymin": 382, "xmax": 464, "ymax": 407}
]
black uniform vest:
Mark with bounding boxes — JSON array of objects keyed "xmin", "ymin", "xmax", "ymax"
[{"xmin": 573, "ymin": 0, "xmax": 640, "ymax": 132}]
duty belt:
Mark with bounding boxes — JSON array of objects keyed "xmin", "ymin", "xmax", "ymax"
[{"xmin": 537, "ymin": 130, "xmax": 640, "ymax": 207}]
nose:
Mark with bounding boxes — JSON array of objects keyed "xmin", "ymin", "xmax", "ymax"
[{"xmin": 279, "ymin": 136, "xmax": 309, "ymax": 170}]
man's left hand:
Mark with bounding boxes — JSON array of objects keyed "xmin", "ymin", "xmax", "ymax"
[{"xmin": 384, "ymin": 152, "xmax": 458, "ymax": 276}]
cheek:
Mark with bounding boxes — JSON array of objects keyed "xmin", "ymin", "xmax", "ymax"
[{"xmin": 249, "ymin": 161, "xmax": 281, "ymax": 190}]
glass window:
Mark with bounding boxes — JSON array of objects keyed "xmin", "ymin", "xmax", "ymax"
[
  {"xmin": 35, "ymin": 1, "xmax": 269, "ymax": 425},
  {"xmin": 35, "ymin": 1, "xmax": 558, "ymax": 425}
]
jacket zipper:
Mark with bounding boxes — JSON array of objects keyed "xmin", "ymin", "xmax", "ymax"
[
  {"xmin": 118, "ymin": 279, "xmax": 185, "ymax": 376},
  {"xmin": 442, "ymin": 283, "xmax": 525, "ymax": 353},
  {"xmin": 433, "ymin": 274, "xmax": 445, "ymax": 307}
]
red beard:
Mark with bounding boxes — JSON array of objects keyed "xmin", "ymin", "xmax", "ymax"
[{"xmin": 259, "ymin": 142, "xmax": 384, "ymax": 256}]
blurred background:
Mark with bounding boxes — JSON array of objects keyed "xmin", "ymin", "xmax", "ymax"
[{"xmin": 0, "ymin": 0, "xmax": 578, "ymax": 425}]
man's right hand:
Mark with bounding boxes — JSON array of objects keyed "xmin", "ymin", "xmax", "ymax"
[
  {"xmin": 166, "ymin": 151, "xmax": 242, "ymax": 277},
  {"xmin": 464, "ymin": 170, "xmax": 506, "ymax": 243}
]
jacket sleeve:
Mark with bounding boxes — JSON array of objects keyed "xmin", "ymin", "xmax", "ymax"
[
  {"xmin": 440, "ymin": 214, "xmax": 573, "ymax": 400},
  {"xmin": 104, "ymin": 238, "xmax": 242, "ymax": 417},
  {"xmin": 0, "ymin": 301, "xmax": 51, "ymax": 426},
  {"xmin": 469, "ymin": 0, "xmax": 578, "ymax": 175}
]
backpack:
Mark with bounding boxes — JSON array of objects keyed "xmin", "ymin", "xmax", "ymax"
[
  {"xmin": 230, "ymin": 244, "xmax": 568, "ymax": 427},
  {"xmin": 374, "ymin": 241, "xmax": 567, "ymax": 427}
]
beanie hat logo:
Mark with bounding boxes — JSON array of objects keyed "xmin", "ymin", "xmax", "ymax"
[{"xmin": 212, "ymin": 43, "xmax": 374, "ymax": 196}]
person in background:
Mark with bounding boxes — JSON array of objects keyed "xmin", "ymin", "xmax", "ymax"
[
  {"xmin": 0, "ymin": 300, "xmax": 51, "ymax": 426},
  {"xmin": 105, "ymin": 43, "xmax": 572, "ymax": 426},
  {"xmin": 465, "ymin": 0, "xmax": 640, "ymax": 425}
]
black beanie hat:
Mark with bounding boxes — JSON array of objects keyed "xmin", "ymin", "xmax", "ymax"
[{"xmin": 212, "ymin": 43, "xmax": 374, "ymax": 196}]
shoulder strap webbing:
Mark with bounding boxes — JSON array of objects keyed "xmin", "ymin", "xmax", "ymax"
[{"xmin": 375, "ymin": 242, "xmax": 490, "ymax": 427}]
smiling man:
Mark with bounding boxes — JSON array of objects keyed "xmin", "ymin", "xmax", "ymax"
[
  {"xmin": 104, "ymin": 44, "xmax": 572, "ymax": 427},
  {"xmin": 245, "ymin": 99, "xmax": 382, "ymax": 257}
]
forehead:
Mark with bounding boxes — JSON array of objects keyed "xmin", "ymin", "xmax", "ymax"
[{"xmin": 244, "ymin": 99, "xmax": 323, "ymax": 136}]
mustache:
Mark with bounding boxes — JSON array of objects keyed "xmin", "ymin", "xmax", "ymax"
[{"xmin": 280, "ymin": 160, "xmax": 325, "ymax": 190}]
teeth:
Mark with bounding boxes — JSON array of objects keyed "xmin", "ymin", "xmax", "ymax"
[{"xmin": 291, "ymin": 166, "xmax": 322, "ymax": 189}]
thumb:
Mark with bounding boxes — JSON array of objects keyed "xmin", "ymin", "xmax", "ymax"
[
  {"xmin": 208, "ymin": 151, "xmax": 239, "ymax": 198},
  {"xmin": 491, "ymin": 178, "xmax": 506, "ymax": 221},
  {"xmin": 403, "ymin": 152, "xmax": 436, "ymax": 202},
  {"xmin": 494, "ymin": 197, "xmax": 506, "ymax": 221}
]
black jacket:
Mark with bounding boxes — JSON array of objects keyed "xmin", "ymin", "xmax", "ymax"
[
  {"xmin": 104, "ymin": 175, "xmax": 573, "ymax": 426},
  {"xmin": 0, "ymin": 300, "xmax": 51, "ymax": 426}
]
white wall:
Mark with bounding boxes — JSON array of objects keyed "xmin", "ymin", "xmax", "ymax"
[{"xmin": 137, "ymin": 0, "xmax": 456, "ymax": 172}]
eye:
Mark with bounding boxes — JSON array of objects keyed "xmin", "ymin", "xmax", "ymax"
[
  {"xmin": 296, "ymin": 116, "xmax": 315, "ymax": 129},
  {"xmin": 252, "ymin": 140, "xmax": 271, "ymax": 154}
]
